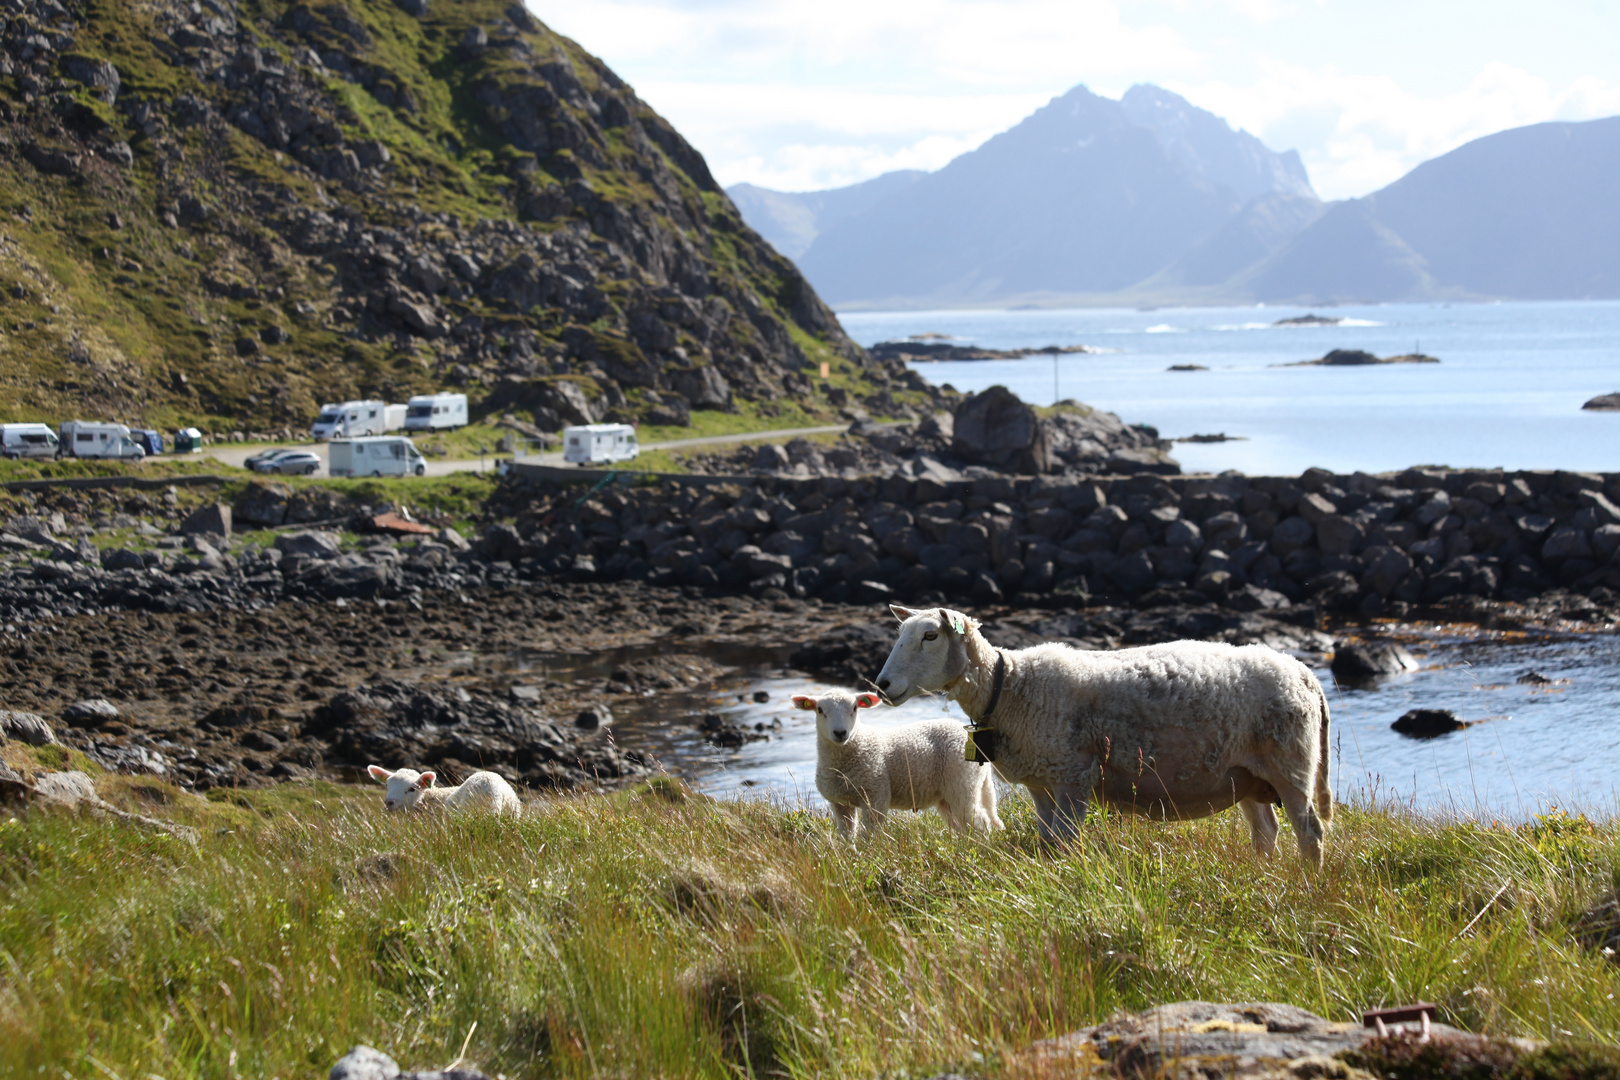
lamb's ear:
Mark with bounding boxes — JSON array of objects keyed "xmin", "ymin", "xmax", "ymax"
[
  {"xmin": 791, "ymin": 695, "xmax": 817, "ymax": 711},
  {"xmin": 415, "ymin": 771, "xmax": 437, "ymax": 789},
  {"xmin": 890, "ymin": 604, "xmax": 917, "ymax": 623},
  {"xmin": 855, "ymin": 693, "xmax": 881, "ymax": 709},
  {"xmin": 367, "ymin": 765, "xmax": 392, "ymax": 783}
]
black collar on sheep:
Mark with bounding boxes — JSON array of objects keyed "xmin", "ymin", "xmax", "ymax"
[{"xmin": 965, "ymin": 649, "xmax": 1008, "ymax": 764}]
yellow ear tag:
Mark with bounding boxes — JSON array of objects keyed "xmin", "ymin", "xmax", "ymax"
[{"xmin": 948, "ymin": 612, "xmax": 966, "ymax": 635}]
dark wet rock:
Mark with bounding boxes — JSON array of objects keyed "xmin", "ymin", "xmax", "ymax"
[
  {"xmin": 100, "ymin": 547, "xmax": 145, "ymax": 571},
  {"xmin": 1331, "ymin": 640, "xmax": 1418, "ymax": 683},
  {"xmin": 1516, "ymin": 670, "xmax": 1555, "ymax": 685},
  {"xmin": 1392, "ymin": 708, "xmax": 1467, "ymax": 739},
  {"xmin": 307, "ymin": 677, "xmax": 649, "ymax": 790},
  {"xmin": 575, "ymin": 705, "xmax": 612, "ymax": 730},
  {"xmin": 235, "ymin": 481, "xmax": 293, "ymax": 526}
]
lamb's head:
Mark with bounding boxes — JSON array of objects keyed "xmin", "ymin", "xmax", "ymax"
[
  {"xmin": 793, "ymin": 690, "xmax": 880, "ymax": 745},
  {"xmin": 874, "ymin": 605, "xmax": 979, "ymax": 705},
  {"xmin": 367, "ymin": 764, "xmax": 438, "ymax": 810}
]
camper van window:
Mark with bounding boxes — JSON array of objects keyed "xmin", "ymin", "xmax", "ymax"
[
  {"xmin": 77, "ymin": 433, "xmax": 93, "ymax": 443},
  {"xmin": 369, "ymin": 409, "xmax": 377, "ymax": 418},
  {"xmin": 392, "ymin": 444, "xmax": 404, "ymax": 459}
]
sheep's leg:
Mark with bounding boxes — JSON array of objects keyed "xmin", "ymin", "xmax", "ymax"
[
  {"xmin": 935, "ymin": 799, "xmax": 965, "ymax": 833},
  {"xmin": 830, "ymin": 802, "xmax": 860, "ymax": 840},
  {"xmin": 981, "ymin": 771, "xmax": 1004, "ymax": 831},
  {"xmin": 1276, "ymin": 780, "xmax": 1324, "ymax": 867},
  {"xmin": 1030, "ymin": 786, "xmax": 1087, "ymax": 843},
  {"xmin": 1238, "ymin": 797, "xmax": 1280, "ymax": 856},
  {"xmin": 861, "ymin": 804, "xmax": 889, "ymax": 837}
]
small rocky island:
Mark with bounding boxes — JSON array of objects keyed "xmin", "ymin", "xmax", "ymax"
[
  {"xmin": 1272, "ymin": 313, "xmax": 1346, "ymax": 326},
  {"xmin": 1276, "ymin": 348, "xmax": 1440, "ymax": 367},
  {"xmin": 1583, "ymin": 392, "xmax": 1620, "ymax": 411},
  {"xmin": 870, "ymin": 340, "xmax": 1095, "ymax": 362}
]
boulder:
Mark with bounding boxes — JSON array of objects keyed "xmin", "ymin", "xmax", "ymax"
[
  {"xmin": 575, "ymin": 705, "xmax": 613, "ymax": 730},
  {"xmin": 393, "ymin": 0, "xmax": 428, "ymax": 16},
  {"xmin": 0, "ymin": 710, "xmax": 56, "ymax": 746},
  {"xmin": 668, "ymin": 365, "xmax": 731, "ymax": 409},
  {"xmin": 276, "ymin": 531, "xmax": 343, "ymax": 560},
  {"xmin": 100, "ymin": 547, "xmax": 145, "ymax": 571},
  {"xmin": 234, "ymin": 481, "xmax": 292, "ymax": 526},
  {"xmin": 1391, "ymin": 708, "xmax": 1467, "ymax": 739},
  {"xmin": 1331, "ymin": 641, "xmax": 1419, "ymax": 683},
  {"xmin": 62, "ymin": 699, "xmax": 120, "ymax": 728},
  {"xmin": 952, "ymin": 385, "xmax": 1053, "ymax": 474},
  {"xmin": 61, "ymin": 55, "xmax": 121, "ymax": 103},
  {"xmin": 181, "ymin": 503, "xmax": 232, "ymax": 539},
  {"xmin": 752, "ymin": 444, "xmax": 790, "ymax": 473}
]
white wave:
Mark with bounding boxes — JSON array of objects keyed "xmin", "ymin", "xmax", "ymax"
[
  {"xmin": 1337, "ymin": 318, "xmax": 1383, "ymax": 327},
  {"xmin": 1213, "ymin": 322, "xmax": 1273, "ymax": 331},
  {"xmin": 1144, "ymin": 324, "xmax": 1184, "ymax": 333}
]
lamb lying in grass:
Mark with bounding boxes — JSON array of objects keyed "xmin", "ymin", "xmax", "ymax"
[
  {"xmin": 793, "ymin": 689, "xmax": 1002, "ymax": 841},
  {"xmin": 366, "ymin": 765, "xmax": 522, "ymax": 817}
]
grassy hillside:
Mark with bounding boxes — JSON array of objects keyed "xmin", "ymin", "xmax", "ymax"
[
  {"xmin": 1, "ymin": 755, "xmax": 1618, "ymax": 1076},
  {"xmin": 0, "ymin": 0, "xmax": 915, "ymax": 435}
]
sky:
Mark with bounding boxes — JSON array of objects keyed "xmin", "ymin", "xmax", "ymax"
[{"xmin": 536, "ymin": 0, "xmax": 1620, "ymax": 201}]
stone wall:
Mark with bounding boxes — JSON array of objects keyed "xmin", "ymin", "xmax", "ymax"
[{"xmin": 497, "ymin": 466, "xmax": 1620, "ymax": 613}]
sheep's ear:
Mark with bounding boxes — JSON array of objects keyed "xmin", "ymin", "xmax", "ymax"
[
  {"xmin": 791, "ymin": 695, "xmax": 817, "ymax": 711},
  {"xmin": 944, "ymin": 609, "xmax": 968, "ymax": 636},
  {"xmin": 855, "ymin": 693, "xmax": 881, "ymax": 709},
  {"xmin": 890, "ymin": 604, "xmax": 917, "ymax": 623},
  {"xmin": 367, "ymin": 765, "xmax": 392, "ymax": 783},
  {"xmin": 415, "ymin": 771, "xmax": 437, "ymax": 789}
]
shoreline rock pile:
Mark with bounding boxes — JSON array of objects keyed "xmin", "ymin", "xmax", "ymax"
[{"xmin": 498, "ymin": 465, "xmax": 1620, "ymax": 615}]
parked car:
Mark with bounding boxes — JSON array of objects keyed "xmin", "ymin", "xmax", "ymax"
[
  {"xmin": 244, "ymin": 447, "xmax": 296, "ymax": 471},
  {"xmin": 254, "ymin": 450, "xmax": 322, "ymax": 475}
]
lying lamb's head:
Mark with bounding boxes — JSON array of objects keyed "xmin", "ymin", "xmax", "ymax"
[
  {"xmin": 875, "ymin": 605, "xmax": 978, "ymax": 706},
  {"xmin": 367, "ymin": 764, "xmax": 438, "ymax": 810},
  {"xmin": 793, "ymin": 690, "xmax": 880, "ymax": 744}
]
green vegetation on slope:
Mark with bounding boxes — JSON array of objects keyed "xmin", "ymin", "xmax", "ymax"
[{"xmin": 0, "ymin": 766, "xmax": 1617, "ymax": 1077}]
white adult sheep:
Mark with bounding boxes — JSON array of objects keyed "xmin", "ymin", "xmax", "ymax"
[
  {"xmin": 793, "ymin": 688, "xmax": 1002, "ymax": 841},
  {"xmin": 366, "ymin": 764, "xmax": 522, "ymax": 817},
  {"xmin": 874, "ymin": 606, "xmax": 1332, "ymax": 864}
]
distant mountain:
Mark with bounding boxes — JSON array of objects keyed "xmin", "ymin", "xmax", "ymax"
[
  {"xmin": 728, "ymin": 171, "xmax": 924, "ymax": 259},
  {"xmin": 786, "ymin": 84, "xmax": 1316, "ymax": 308},
  {"xmin": 1248, "ymin": 116, "xmax": 1620, "ymax": 302}
]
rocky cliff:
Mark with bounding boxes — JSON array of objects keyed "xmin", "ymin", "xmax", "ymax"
[{"xmin": 0, "ymin": 0, "xmax": 905, "ymax": 431}]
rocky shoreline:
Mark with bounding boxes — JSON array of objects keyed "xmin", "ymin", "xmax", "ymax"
[{"xmin": 2, "ymin": 456, "xmax": 1618, "ymax": 795}]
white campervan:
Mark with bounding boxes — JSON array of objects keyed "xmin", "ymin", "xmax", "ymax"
[
  {"xmin": 403, "ymin": 392, "xmax": 468, "ymax": 432},
  {"xmin": 384, "ymin": 403, "xmax": 408, "ymax": 432},
  {"xmin": 0, "ymin": 423, "xmax": 60, "ymax": 459},
  {"xmin": 58, "ymin": 421, "xmax": 144, "ymax": 460},
  {"xmin": 311, "ymin": 400, "xmax": 387, "ymax": 439},
  {"xmin": 563, "ymin": 424, "xmax": 638, "ymax": 466},
  {"xmin": 329, "ymin": 436, "xmax": 428, "ymax": 477}
]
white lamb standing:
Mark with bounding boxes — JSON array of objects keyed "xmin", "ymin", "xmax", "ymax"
[
  {"xmin": 366, "ymin": 764, "xmax": 522, "ymax": 817},
  {"xmin": 794, "ymin": 689, "xmax": 1002, "ymax": 841}
]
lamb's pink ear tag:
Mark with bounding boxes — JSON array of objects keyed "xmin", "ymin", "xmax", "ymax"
[{"xmin": 948, "ymin": 612, "xmax": 966, "ymax": 635}]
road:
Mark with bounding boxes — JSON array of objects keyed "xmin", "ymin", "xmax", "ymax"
[{"xmin": 201, "ymin": 423, "xmax": 862, "ymax": 477}]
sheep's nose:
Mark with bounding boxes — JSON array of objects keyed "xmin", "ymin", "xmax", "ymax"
[
  {"xmin": 833, "ymin": 731, "xmax": 848, "ymax": 743},
  {"xmin": 877, "ymin": 677, "xmax": 890, "ymax": 690}
]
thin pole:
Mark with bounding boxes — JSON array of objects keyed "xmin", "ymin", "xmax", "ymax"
[{"xmin": 1053, "ymin": 352, "xmax": 1058, "ymax": 405}]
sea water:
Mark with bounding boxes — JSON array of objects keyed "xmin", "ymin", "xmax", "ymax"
[{"xmin": 838, "ymin": 301, "xmax": 1620, "ymax": 476}]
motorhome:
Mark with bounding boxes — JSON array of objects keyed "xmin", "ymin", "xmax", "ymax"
[
  {"xmin": 0, "ymin": 423, "xmax": 60, "ymax": 460},
  {"xmin": 311, "ymin": 400, "xmax": 387, "ymax": 439},
  {"xmin": 58, "ymin": 421, "xmax": 144, "ymax": 460},
  {"xmin": 384, "ymin": 403, "xmax": 408, "ymax": 432},
  {"xmin": 563, "ymin": 423, "xmax": 639, "ymax": 466},
  {"xmin": 403, "ymin": 392, "xmax": 468, "ymax": 432},
  {"xmin": 328, "ymin": 436, "xmax": 428, "ymax": 477}
]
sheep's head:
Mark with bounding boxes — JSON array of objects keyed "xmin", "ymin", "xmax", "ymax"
[
  {"xmin": 875, "ymin": 605, "xmax": 978, "ymax": 705},
  {"xmin": 367, "ymin": 764, "xmax": 437, "ymax": 810},
  {"xmin": 793, "ymin": 690, "xmax": 880, "ymax": 745}
]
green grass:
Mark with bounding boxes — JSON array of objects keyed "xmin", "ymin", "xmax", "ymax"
[{"xmin": 2, "ymin": 769, "xmax": 1618, "ymax": 1079}]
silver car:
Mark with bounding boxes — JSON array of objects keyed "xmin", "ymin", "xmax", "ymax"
[{"xmin": 253, "ymin": 449, "xmax": 322, "ymax": 475}]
